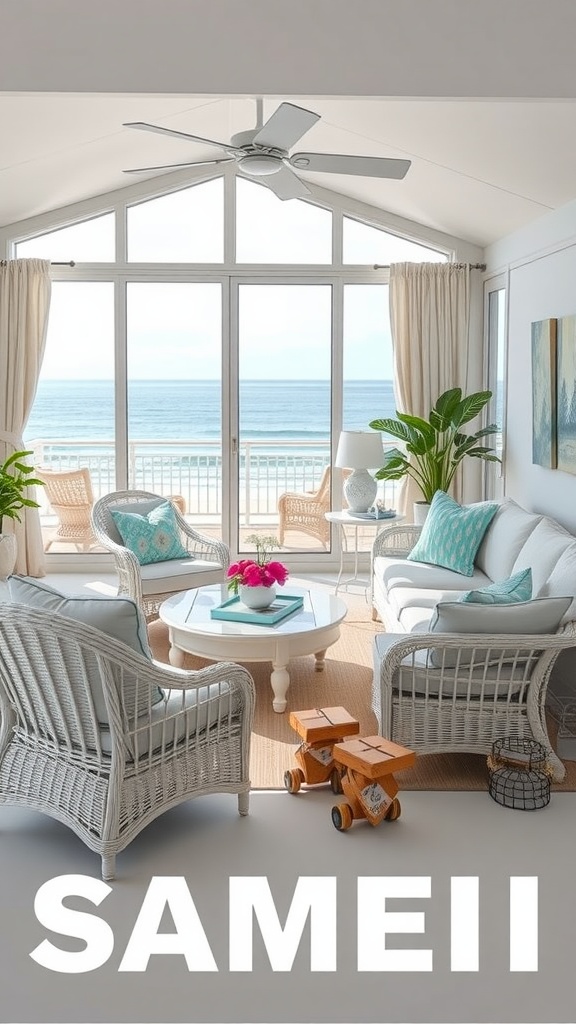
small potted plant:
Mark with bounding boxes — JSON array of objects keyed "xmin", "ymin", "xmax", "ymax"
[
  {"xmin": 0, "ymin": 450, "xmax": 45, "ymax": 578},
  {"xmin": 369, "ymin": 388, "xmax": 500, "ymax": 523},
  {"xmin": 227, "ymin": 534, "xmax": 289, "ymax": 610}
]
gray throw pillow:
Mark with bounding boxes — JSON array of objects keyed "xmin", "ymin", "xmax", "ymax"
[
  {"xmin": 428, "ymin": 596, "xmax": 572, "ymax": 668},
  {"xmin": 7, "ymin": 575, "xmax": 162, "ymax": 725}
]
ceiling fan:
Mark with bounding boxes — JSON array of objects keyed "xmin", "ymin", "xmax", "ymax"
[{"xmin": 122, "ymin": 99, "xmax": 411, "ymax": 200}]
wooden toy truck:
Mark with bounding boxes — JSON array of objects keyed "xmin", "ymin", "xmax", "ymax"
[
  {"xmin": 284, "ymin": 706, "xmax": 360, "ymax": 794},
  {"xmin": 331, "ymin": 735, "xmax": 416, "ymax": 830}
]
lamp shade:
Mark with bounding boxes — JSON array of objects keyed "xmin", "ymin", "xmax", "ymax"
[{"xmin": 334, "ymin": 430, "xmax": 384, "ymax": 469}]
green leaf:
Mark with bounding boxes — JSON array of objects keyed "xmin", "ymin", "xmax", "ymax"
[
  {"xmin": 433, "ymin": 388, "xmax": 462, "ymax": 422},
  {"xmin": 475, "ymin": 423, "xmax": 499, "ymax": 438},
  {"xmin": 451, "ymin": 390, "xmax": 493, "ymax": 428},
  {"xmin": 368, "ymin": 418, "xmax": 415, "ymax": 445}
]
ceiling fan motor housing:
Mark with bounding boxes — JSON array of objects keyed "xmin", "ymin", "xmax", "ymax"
[{"xmin": 230, "ymin": 129, "xmax": 287, "ymax": 175}]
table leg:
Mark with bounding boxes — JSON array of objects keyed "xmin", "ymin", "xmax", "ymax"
[
  {"xmin": 270, "ymin": 661, "xmax": 291, "ymax": 713},
  {"xmin": 334, "ymin": 524, "xmax": 347, "ymax": 595},
  {"xmin": 168, "ymin": 640, "xmax": 185, "ymax": 668},
  {"xmin": 314, "ymin": 649, "xmax": 327, "ymax": 672}
]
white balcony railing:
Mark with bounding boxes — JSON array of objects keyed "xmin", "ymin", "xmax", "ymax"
[{"xmin": 29, "ymin": 438, "xmax": 399, "ymax": 524}]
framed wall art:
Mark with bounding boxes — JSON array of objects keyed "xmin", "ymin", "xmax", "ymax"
[
  {"xmin": 531, "ymin": 317, "xmax": 557, "ymax": 469},
  {"xmin": 557, "ymin": 314, "xmax": 576, "ymax": 474}
]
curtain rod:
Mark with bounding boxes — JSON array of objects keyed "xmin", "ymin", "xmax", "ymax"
[
  {"xmin": 1, "ymin": 260, "xmax": 76, "ymax": 266},
  {"xmin": 373, "ymin": 261, "xmax": 487, "ymax": 270}
]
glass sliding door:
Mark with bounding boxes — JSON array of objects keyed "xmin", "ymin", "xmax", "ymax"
[
  {"xmin": 126, "ymin": 282, "xmax": 223, "ymax": 536},
  {"xmin": 236, "ymin": 283, "xmax": 333, "ymax": 555}
]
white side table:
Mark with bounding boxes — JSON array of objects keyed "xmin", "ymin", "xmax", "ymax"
[{"xmin": 325, "ymin": 510, "xmax": 405, "ymax": 594}]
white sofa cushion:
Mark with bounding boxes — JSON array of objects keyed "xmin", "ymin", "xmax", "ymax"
[
  {"xmin": 374, "ymin": 556, "xmax": 491, "ymax": 594},
  {"xmin": 387, "ymin": 586, "xmax": 463, "ymax": 620},
  {"xmin": 537, "ymin": 541, "xmax": 576, "ymax": 623},
  {"xmin": 397, "ymin": 607, "xmax": 437, "ymax": 633},
  {"xmin": 475, "ymin": 499, "xmax": 542, "ymax": 581},
  {"xmin": 428, "ymin": 596, "xmax": 571, "ymax": 667},
  {"xmin": 511, "ymin": 517, "xmax": 575, "ymax": 594}
]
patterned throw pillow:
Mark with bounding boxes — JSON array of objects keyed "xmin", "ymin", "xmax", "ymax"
[
  {"xmin": 111, "ymin": 501, "xmax": 191, "ymax": 565},
  {"xmin": 407, "ymin": 490, "xmax": 499, "ymax": 577},
  {"xmin": 458, "ymin": 567, "xmax": 533, "ymax": 605}
]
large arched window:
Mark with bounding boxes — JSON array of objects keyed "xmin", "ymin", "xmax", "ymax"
[{"xmin": 11, "ymin": 171, "xmax": 451, "ymax": 564}]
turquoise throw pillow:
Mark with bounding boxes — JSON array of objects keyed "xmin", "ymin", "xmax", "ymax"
[
  {"xmin": 111, "ymin": 501, "xmax": 191, "ymax": 566},
  {"xmin": 407, "ymin": 491, "xmax": 499, "ymax": 577},
  {"xmin": 458, "ymin": 567, "xmax": 533, "ymax": 605}
]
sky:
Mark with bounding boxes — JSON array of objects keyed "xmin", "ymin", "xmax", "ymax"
[{"xmin": 16, "ymin": 175, "xmax": 446, "ymax": 381}]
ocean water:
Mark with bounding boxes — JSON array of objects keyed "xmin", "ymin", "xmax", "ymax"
[{"xmin": 24, "ymin": 379, "xmax": 398, "ymax": 449}]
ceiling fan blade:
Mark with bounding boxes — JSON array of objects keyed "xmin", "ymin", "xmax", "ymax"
[
  {"xmin": 261, "ymin": 165, "xmax": 312, "ymax": 201},
  {"xmin": 123, "ymin": 158, "xmax": 234, "ymax": 174},
  {"xmin": 123, "ymin": 121, "xmax": 243, "ymax": 154},
  {"xmin": 252, "ymin": 103, "xmax": 320, "ymax": 151},
  {"xmin": 289, "ymin": 152, "xmax": 411, "ymax": 180}
]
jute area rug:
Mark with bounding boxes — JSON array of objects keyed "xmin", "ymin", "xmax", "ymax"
[{"xmin": 148, "ymin": 591, "xmax": 576, "ymax": 792}]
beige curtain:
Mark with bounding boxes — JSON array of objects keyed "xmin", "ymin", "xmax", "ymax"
[
  {"xmin": 389, "ymin": 261, "xmax": 484, "ymax": 518},
  {"xmin": 0, "ymin": 259, "xmax": 52, "ymax": 575}
]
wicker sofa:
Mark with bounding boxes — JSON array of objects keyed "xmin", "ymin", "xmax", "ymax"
[{"xmin": 371, "ymin": 498, "xmax": 576, "ymax": 780}]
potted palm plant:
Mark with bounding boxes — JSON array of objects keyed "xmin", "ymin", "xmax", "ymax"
[
  {"xmin": 369, "ymin": 388, "xmax": 500, "ymax": 523},
  {"xmin": 0, "ymin": 450, "xmax": 44, "ymax": 578}
]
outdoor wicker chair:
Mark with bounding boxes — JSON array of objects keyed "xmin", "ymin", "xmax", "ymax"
[
  {"xmin": 37, "ymin": 466, "xmax": 97, "ymax": 552},
  {"xmin": 0, "ymin": 604, "xmax": 255, "ymax": 880},
  {"xmin": 278, "ymin": 467, "xmax": 349, "ymax": 548},
  {"xmin": 91, "ymin": 490, "xmax": 230, "ymax": 621}
]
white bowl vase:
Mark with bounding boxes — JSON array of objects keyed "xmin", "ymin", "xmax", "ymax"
[
  {"xmin": 0, "ymin": 534, "xmax": 17, "ymax": 580},
  {"xmin": 239, "ymin": 584, "xmax": 277, "ymax": 610}
]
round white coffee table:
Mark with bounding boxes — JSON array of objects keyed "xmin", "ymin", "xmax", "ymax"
[{"xmin": 159, "ymin": 584, "xmax": 348, "ymax": 713}]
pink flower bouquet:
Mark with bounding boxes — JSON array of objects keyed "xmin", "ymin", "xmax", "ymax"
[{"xmin": 227, "ymin": 534, "xmax": 289, "ymax": 595}]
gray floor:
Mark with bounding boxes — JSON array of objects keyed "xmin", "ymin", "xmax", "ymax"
[
  {"xmin": 2, "ymin": 572, "xmax": 571, "ymax": 1024},
  {"xmin": 0, "ymin": 789, "xmax": 574, "ymax": 1023}
]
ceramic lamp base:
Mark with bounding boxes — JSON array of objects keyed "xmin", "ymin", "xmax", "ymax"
[{"xmin": 343, "ymin": 469, "xmax": 377, "ymax": 513}]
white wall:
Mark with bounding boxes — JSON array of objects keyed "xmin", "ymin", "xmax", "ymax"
[{"xmin": 485, "ymin": 201, "xmax": 576, "ymax": 530}]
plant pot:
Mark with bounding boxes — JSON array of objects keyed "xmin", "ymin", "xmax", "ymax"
[
  {"xmin": 413, "ymin": 502, "xmax": 431, "ymax": 526},
  {"xmin": 239, "ymin": 584, "xmax": 277, "ymax": 610},
  {"xmin": 0, "ymin": 534, "xmax": 17, "ymax": 580}
]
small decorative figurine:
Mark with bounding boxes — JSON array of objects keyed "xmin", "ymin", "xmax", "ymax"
[
  {"xmin": 330, "ymin": 735, "xmax": 416, "ymax": 830},
  {"xmin": 284, "ymin": 706, "xmax": 360, "ymax": 794}
]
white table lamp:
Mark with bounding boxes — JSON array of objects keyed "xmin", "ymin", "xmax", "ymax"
[{"xmin": 335, "ymin": 430, "xmax": 384, "ymax": 512}]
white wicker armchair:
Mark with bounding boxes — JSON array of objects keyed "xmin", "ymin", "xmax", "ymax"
[
  {"xmin": 0, "ymin": 604, "xmax": 255, "ymax": 880},
  {"xmin": 91, "ymin": 490, "xmax": 230, "ymax": 621},
  {"xmin": 371, "ymin": 524, "xmax": 576, "ymax": 781}
]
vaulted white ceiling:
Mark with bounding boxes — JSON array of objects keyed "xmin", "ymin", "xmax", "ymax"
[{"xmin": 2, "ymin": 93, "xmax": 575, "ymax": 247}]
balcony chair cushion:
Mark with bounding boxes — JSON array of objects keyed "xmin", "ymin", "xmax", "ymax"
[
  {"xmin": 7, "ymin": 575, "xmax": 163, "ymax": 721},
  {"xmin": 111, "ymin": 500, "xmax": 191, "ymax": 565},
  {"xmin": 457, "ymin": 567, "xmax": 533, "ymax": 605},
  {"xmin": 407, "ymin": 491, "xmax": 499, "ymax": 577},
  {"xmin": 427, "ymin": 595, "xmax": 571, "ymax": 667}
]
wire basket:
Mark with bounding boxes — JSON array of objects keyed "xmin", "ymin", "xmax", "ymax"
[{"xmin": 487, "ymin": 737, "xmax": 551, "ymax": 811}]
